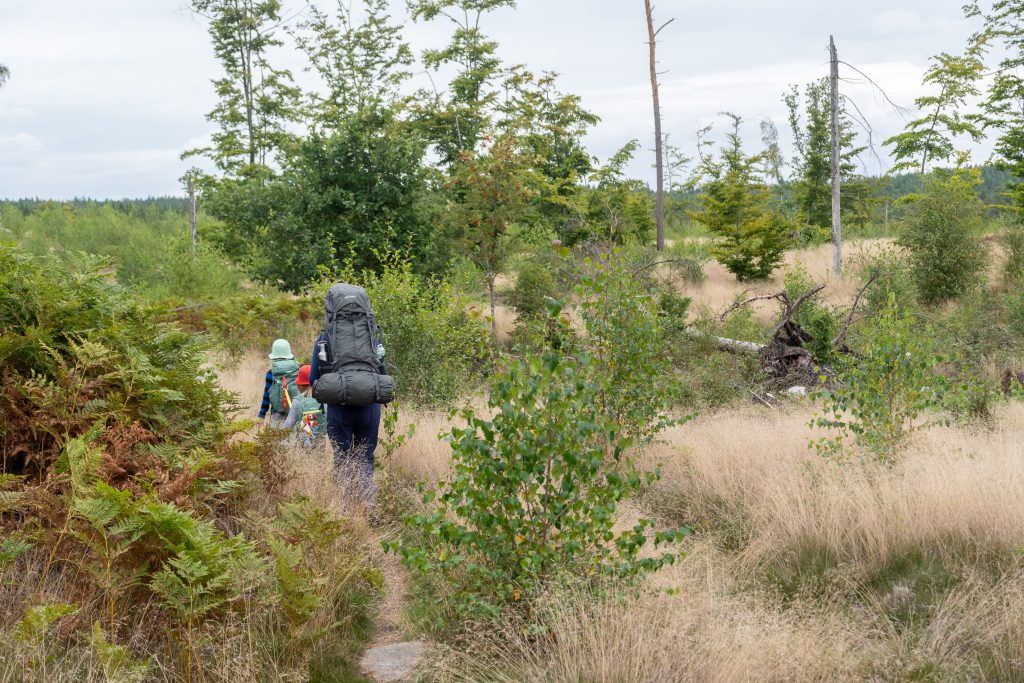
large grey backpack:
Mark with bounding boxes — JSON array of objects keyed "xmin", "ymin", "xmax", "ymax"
[{"xmin": 312, "ymin": 283, "xmax": 395, "ymax": 406}]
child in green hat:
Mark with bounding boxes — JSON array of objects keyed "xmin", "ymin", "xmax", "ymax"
[{"xmin": 258, "ymin": 338, "xmax": 301, "ymax": 428}]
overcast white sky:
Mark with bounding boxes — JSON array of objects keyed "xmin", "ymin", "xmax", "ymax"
[{"xmin": 0, "ymin": 0, "xmax": 983, "ymax": 199}]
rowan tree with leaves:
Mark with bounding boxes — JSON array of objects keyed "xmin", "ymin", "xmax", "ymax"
[
  {"xmin": 965, "ymin": 1, "xmax": 1024, "ymax": 215},
  {"xmin": 407, "ymin": 0, "xmax": 516, "ymax": 167},
  {"xmin": 447, "ymin": 135, "xmax": 535, "ymax": 341},
  {"xmin": 290, "ymin": 0, "xmax": 413, "ymax": 129}
]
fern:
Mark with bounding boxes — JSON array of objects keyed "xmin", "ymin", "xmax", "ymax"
[
  {"xmin": 0, "ymin": 490, "xmax": 25, "ymax": 515},
  {"xmin": 145, "ymin": 500, "xmax": 264, "ymax": 625},
  {"xmin": 13, "ymin": 603, "xmax": 78, "ymax": 644},
  {"xmin": 89, "ymin": 621, "xmax": 151, "ymax": 683},
  {"xmin": 267, "ymin": 536, "xmax": 320, "ymax": 626},
  {"xmin": 71, "ymin": 481, "xmax": 147, "ymax": 632},
  {"xmin": 65, "ymin": 434, "xmax": 105, "ymax": 498},
  {"xmin": 0, "ymin": 536, "xmax": 33, "ymax": 571}
]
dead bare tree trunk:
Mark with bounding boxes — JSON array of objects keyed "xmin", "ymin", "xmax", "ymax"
[
  {"xmin": 188, "ymin": 179, "xmax": 197, "ymax": 254},
  {"xmin": 644, "ymin": 0, "xmax": 669, "ymax": 252},
  {"xmin": 829, "ymin": 35, "xmax": 842, "ymax": 279}
]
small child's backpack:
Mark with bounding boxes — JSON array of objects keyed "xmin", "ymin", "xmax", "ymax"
[
  {"xmin": 269, "ymin": 358, "xmax": 301, "ymax": 414},
  {"xmin": 292, "ymin": 394, "xmax": 324, "ymax": 446}
]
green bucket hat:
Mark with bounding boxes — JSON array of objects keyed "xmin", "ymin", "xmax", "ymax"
[{"xmin": 268, "ymin": 338, "xmax": 294, "ymax": 360}]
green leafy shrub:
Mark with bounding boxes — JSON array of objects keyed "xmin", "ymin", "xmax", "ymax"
[
  {"xmin": 850, "ymin": 245, "xmax": 917, "ymax": 315},
  {"xmin": 667, "ymin": 239, "xmax": 711, "ymax": 285},
  {"xmin": 574, "ymin": 251, "xmax": 682, "ymax": 445},
  {"xmin": 1007, "ymin": 288, "xmax": 1024, "ymax": 338},
  {"xmin": 166, "ymin": 292, "xmax": 318, "ymax": 358},
  {"xmin": 1003, "ymin": 225, "xmax": 1024, "ymax": 284},
  {"xmin": 393, "ymin": 312, "xmax": 685, "ymax": 623},
  {"xmin": 508, "ymin": 258, "xmax": 558, "ymax": 323},
  {"xmin": 898, "ymin": 170, "xmax": 989, "ymax": 304},
  {"xmin": 447, "ymin": 254, "xmax": 486, "ymax": 297},
  {"xmin": 393, "ymin": 255, "xmax": 687, "ymax": 625},
  {"xmin": 812, "ymin": 295, "xmax": 948, "ymax": 463}
]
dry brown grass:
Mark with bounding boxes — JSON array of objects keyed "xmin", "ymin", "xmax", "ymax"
[
  {"xmin": 418, "ymin": 401, "xmax": 1024, "ymax": 681},
  {"xmin": 646, "ymin": 404, "xmax": 1024, "ymax": 575},
  {"xmin": 430, "ymin": 551, "xmax": 874, "ymax": 682}
]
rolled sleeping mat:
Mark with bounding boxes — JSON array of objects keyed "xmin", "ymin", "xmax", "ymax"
[{"xmin": 313, "ymin": 370, "xmax": 395, "ymax": 406}]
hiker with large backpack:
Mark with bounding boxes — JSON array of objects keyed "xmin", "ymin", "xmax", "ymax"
[
  {"xmin": 258, "ymin": 338, "xmax": 302, "ymax": 428},
  {"xmin": 308, "ymin": 284, "xmax": 395, "ymax": 504}
]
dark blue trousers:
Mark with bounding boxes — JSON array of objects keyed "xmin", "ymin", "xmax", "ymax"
[{"xmin": 325, "ymin": 403, "xmax": 380, "ymax": 502}]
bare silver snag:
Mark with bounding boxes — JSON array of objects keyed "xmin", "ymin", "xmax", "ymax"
[
  {"xmin": 644, "ymin": 0, "xmax": 672, "ymax": 252},
  {"xmin": 829, "ymin": 35, "xmax": 842, "ymax": 278}
]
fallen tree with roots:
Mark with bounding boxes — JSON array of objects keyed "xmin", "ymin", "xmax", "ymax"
[{"xmin": 686, "ymin": 273, "xmax": 882, "ymax": 398}]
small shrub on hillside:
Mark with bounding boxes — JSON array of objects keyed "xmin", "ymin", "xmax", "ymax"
[
  {"xmin": 657, "ymin": 289, "xmax": 693, "ymax": 335},
  {"xmin": 667, "ymin": 239, "xmax": 710, "ymax": 285},
  {"xmin": 447, "ymin": 254, "xmax": 486, "ymax": 297},
  {"xmin": 812, "ymin": 295, "xmax": 948, "ymax": 463},
  {"xmin": 1006, "ymin": 288, "xmax": 1024, "ymax": 338},
  {"xmin": 394, "ymin": 256, "xmax": 687, "ymax": 625},
  {"xmin": 575, "ymin": 250, "xmax": 683, "ymax": 445},
  {"xmin": 392, "ymin": 304, "xmax": 685, "ymax": 623},
  {"xmin": 899, "ymin": 170, "xmax": 989, "ymax": 305},
  {"xmin": 711, "ymin": 211, "xmax": 792, "ymax": 281},
  {"xmin": 850, "ymin": 245, "xmax": 916, "ymax": 314},
  {"xmin": 1003, "ymin": 225, "xmax": 1024, "ymax": 284},
  {"xmin": 508, "ymin": 258, "xmax": 558, "ymax": 323}
]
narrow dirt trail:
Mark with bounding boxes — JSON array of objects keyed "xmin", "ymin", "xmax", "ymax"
[
  {"xmin": 360, "ymin": 531, "xmax": 426, "ymax": 682},
  {"xmin": 369, "ymin": 539, "xmax": 409, "ymax": 646}
]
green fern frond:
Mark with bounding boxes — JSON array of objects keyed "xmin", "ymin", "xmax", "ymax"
[
  {"xmin": 13, "ymin": 603, "xmax": 78, "ymax": 644},
  {"xmin": 89, "ymin": 621, "xmax": 152, "ymax": 682},
  {"xmin": 0, "ymin": 536, "xmax": 34, "ymax": 570}
]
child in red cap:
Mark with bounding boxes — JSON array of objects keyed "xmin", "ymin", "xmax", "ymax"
[{"xmin": 283, "ymin": 364, "xmax": 325, "ymax": 448}]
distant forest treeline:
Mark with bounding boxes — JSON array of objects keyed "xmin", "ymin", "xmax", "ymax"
[{"xmin": 4, "ymin": 164, "xmax": 1016, "ymax": 219}]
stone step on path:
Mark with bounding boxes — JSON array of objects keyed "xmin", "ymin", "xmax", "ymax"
[{"xmin": 360, "ymin": 640, "xmax": 427, "ymax": 682}]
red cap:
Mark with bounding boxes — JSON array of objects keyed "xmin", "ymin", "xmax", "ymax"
[{"xmin": 297, "ymin": 364, "xmax": 312, "ymax": 386}]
